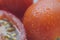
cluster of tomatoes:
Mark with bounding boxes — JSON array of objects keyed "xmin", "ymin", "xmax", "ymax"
[{"xmin": 0, "ymin": 0, "xmax": 60, "ymax": 40}]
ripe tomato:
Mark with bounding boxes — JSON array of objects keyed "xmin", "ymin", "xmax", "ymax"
[
  {"xmin": 23, "ymin": 0, "xmax": 60, "ymax": 40},
  {"xmin": 0, "ymin": 10, "xmax": 26, "ymax": 40},
  {"xmin": 0, "ymin": 0, "xmax": 32, "ymax": 19}
]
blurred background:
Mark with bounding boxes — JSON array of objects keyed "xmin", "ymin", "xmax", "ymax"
[{"xmin": 0, "ymin": 0, "xmax": 33, "ymax": 21}]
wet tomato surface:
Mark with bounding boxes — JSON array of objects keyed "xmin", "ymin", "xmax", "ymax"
[{"xmin": 23, "ymin": 0, "xmax": 60, "ymax": 40}]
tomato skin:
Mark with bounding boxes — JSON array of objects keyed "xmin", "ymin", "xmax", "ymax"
[
  {"xmin": 23, "ymin": 0, "xmax": 60, "ymax": 40},
  {"xmin": 0, "ymin": 0, "xmax": 32, "ymax": 19}
]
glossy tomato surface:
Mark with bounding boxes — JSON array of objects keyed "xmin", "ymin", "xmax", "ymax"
[
  {"xmin": 0, "ymin": 0, "xmax": 32, "ymax": 19},
  {"xmin": 23, "ymin": 0, "xmax": 60, "ymax": 40}
]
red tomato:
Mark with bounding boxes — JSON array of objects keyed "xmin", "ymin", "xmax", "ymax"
[
  {"xmin": 0, "ymin": 0, "xmax": 32, "ymax": 19},
  {"xmin": 0, "ymin": 10, "xmax": 26, "ymax": 40},
  {"xmin": 23, "ymin": 0, "xmax": 60, "ymax": 40}
]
